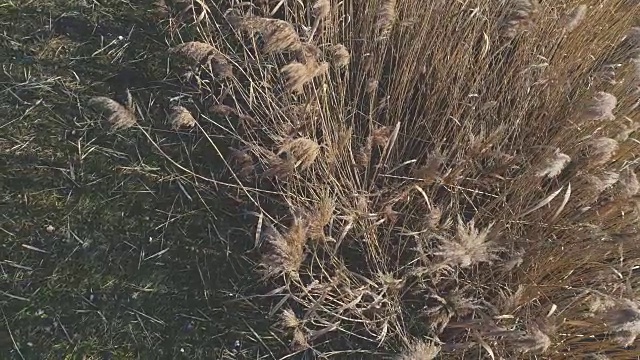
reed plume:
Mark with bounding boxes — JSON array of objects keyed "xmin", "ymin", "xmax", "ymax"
[
  {"xmin": 564, "ymin": 4, "xmax": 587, "ymax": 32},
  {"xmin": 376, "ymin": 0, "xmax": 396, "ymax": 37},
  {"xmin": 88, "ymin": 96, "xmax": 137, "ymax": 130},
  {"xmin": 168, "ymin": 105, "xmax": 196, "ymax": 130}
]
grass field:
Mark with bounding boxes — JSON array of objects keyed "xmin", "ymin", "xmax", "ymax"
[
  {"xmin": 0, "ymin": 1, "xmax": 279, "ymax": 358},
  {"xmin": 3, "ymin": 0, "xmax": 640, "ymax": 359}
]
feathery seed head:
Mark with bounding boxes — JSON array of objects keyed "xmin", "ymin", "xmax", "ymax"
[
  {"xmin": 588, "ymin": 293, "xmax": 618, "ymax": 316},
  {"xmin": 291, "ymin": 328, "xmax": 309, "ymax": 350},
  {"xmin": 330, "ymin": 44, "xmax": 350, "ymax": 68},
  {"xmin": 366, "ymin": 79, "xmax": 379, "ymax": 94},
  {"xmin": 211, "ymin": 57, "xmax": 233, "ymax": 78},
  {"xmin": 278, "ymin": 137, "xmax": 321, "ymax": 170},
  {"xmin": 227, "ymin": 15, "xmax": 268, "ymax": 33},
  {"xmin": 307, "ymin": 196, "xmax": 335, "ymax": 240},
  {"xmin": 396, "ymin": 340, "xmax": 440, "ymax": 360},
  {"xmin": 228, "ymin": 147, "xmax": 254, "ymax": 178},
  {"xmin": 372, "ymin": 126, "xmax": 393, "ymax": 146},
  {"xmin": 413, "ymin": 154, "xmax": 444, "ymax": 184},
  {"xmin": 500, "ymin": 0, "xmax": 535, "ymax": 39},
  {"xmin": 582, "ymin": 171, "xmax": 620, "ymax": 201},
  {"xmin": 376, "ymin": 0, "xmax": 396, "ymax": 36},
  {"xmin": 435, "ymin": 217, "xmax": 498, "ymax": 267},
  {"xmin": 584, "ymin": 92, "xmax": 617, "ymax": 121},
  {"xmin": 263, "ymin": 19, "xmax": 302, "ymax": 54},
  {"xmin": 503, "ymin": 251, "xmax": 524, "ymax": 271},
  {"xmin": 312, "ymin": 0, "xmax": 331, "ymax": 19},
  {"xmin": 564, "ymin": 4, "xmax": 587, "ymax": 32},
  {"xmin": 356, "ymin": 136, "xmax": 373, "ymax": 167},
  {"xmin": 260, "ymin": 217, "xmax": 308, "ymax": 277},
  {"xmin": 584, "ymin": 137, "xmax": 618, "ymax": 167},
  {"xmin": 604, "ymin": 299, "xmax": 640, "ymax": 347},
  {"xmin": 281, "ymin": 61, "xmax": 328, "ymax": 93},
  {"xmin": 536, "ymin": 149, "xmax": 571, "ymax": 178},
  {"xmin": 426, "ymin": 207, "xmax": 442, "ymax": 229},
  {"xmin": 170, "ymin": 41, "xmax": 232, "ymax": 77},
  {"xmin": 445, "ymin": 291, "xmax": 479, "ymax": 316},
  {"xmin": 229, "ymin": 16, "xmax": 301, "ymax": 54},
  {"xmin": 382, "ymin": 203, "xmax": 400, "ymax": 222},
  {"xmin": 280, "ymin": 308, "xmax": 300, "ymax": 329},
  {"xmin": 599, "ymin": 64, "xmax": 619, "ymax": 85},
  {"xmin": 615, "ymin": 121, "xmax": 640, "ymax": 142},
  {"xmin": 295, "ymin": 43, "xmax": 322, "ymax": 65},
  {"xmin": 88, "ymin": 96, "xmax": 137, "ymax": 130},
  {"xmin": 153, "ymin": 0, "xmax": 170, "ymax": 20},
  {"xmin": 170, "ymin": 41, "xmax": 215, "ymax": 63},
  {"xmin": 263, "ymin": 157, "xmax": 296, "ymax": 179},
  {"xmin": 615, "ymin": 167, "xmax": 639, "ymax": 198},
  {"xmin": 281, "ymin": 62, "xmax": 313, "ymax": 92},
  {"xmin": 210, "ymin": 104, "xmax": 238, "ymax": 116},
  {"xmin": 511, "ymin": 323, "xmax": 551, "ymax": 353},
  {"xmin": 169, "ymin": 106, "xmax": 196, "ymax": 130}
]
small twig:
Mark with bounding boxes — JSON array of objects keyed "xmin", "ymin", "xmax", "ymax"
[{"xmin": 2, "ymin": 310, "xmax": 25, "ymax": 360}]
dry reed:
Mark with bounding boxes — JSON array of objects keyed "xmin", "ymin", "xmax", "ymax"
[
  {"xmin": 584, "ymin": 137, "xmax": 619, "ymax": 167},
  {"xmin": 159, "ymin": 0, "xmax": 640, "ymax": 358}
]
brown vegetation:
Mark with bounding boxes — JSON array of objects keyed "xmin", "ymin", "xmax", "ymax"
[{"xmin": 143, "ymin": 0, "xmax": 640, "ymax": 358}]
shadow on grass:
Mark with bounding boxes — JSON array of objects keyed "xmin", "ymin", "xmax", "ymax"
[{"xmin": 0, "ymin": 1, "xmax": 285, "ymax": 358}]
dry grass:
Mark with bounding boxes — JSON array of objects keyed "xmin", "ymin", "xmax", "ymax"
[{"xmin": 143, "ymin": 0, "xmax": 640, "ymax": 358}]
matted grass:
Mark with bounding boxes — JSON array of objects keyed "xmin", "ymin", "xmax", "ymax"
[{"xmin": 0, "ymin": 1, "xmax": 280, "ymax": 358}]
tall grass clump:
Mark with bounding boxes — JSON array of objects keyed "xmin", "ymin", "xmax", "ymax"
[{"xmin": 159, "ymin": 0, "xmax": 640, "ymax": 357}]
